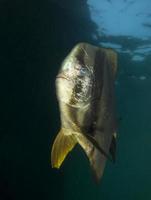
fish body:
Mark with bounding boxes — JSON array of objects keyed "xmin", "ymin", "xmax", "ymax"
[{"xmin": 51, "ymin": 43, "xmax": 118, "ymax": 181}]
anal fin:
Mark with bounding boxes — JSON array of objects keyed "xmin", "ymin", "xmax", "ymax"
[{"xmin": 85, "ymin": 134, "xmax": 112, "ymax": 162}]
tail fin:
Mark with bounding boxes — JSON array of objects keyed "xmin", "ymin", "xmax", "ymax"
[
  {"xmin": 51, "ymin": 129, "xmax": 77, "ymax": 168},
  {"xmin": 51, "ymin": 129, "xmax": 114, "ymax": 182}
]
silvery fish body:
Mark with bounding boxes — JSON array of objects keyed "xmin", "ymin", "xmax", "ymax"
[{"xmin": 51, "ymin": 43, "xmax": 118, "ymax": 182}]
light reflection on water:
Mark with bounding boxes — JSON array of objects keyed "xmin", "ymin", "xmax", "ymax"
[{"xmin": 88, "ymin": 0, "xmax": 151, "ymax": 62}]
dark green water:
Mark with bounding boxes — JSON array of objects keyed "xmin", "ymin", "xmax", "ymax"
[{"xmin": 1, "ymin": 0, "xmax": 151, "ymax": 199}]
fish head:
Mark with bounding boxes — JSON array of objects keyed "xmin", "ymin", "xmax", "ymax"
[{"xmin": 56, "ymin": 55, "xmax": 94, "ymax": 108}]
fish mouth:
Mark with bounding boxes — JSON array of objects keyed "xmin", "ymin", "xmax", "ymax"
[{"xmin": 56, "ymin": 74, "xmax": 70, "ymax": 81}]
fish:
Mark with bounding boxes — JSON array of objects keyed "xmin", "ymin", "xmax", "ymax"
[{"xmin": 51, "ymin": 42, "xmax": 118, "ymax": 182}]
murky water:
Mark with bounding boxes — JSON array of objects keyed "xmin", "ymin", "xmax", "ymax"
[{"xmin": 1, "ymin": 0, "xmax": 151, "ymax": 199}]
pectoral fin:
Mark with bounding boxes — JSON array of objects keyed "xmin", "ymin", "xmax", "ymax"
[{"xmin": 51, "ymin": 129, "xmax": 77, "ymax": 169}]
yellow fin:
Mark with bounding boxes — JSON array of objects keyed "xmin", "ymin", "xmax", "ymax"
[{"xmin": 51, "ymin": 129, "xmax": 77, "ymax": 169}]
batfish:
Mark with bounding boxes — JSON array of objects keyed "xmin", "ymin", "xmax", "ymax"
[{"xmin": 51, "ymin": 42, "xmax": 118, "ymax": 182}]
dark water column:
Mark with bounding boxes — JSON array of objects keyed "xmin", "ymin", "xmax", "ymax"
[{"xmin": 0, "ymin": 0, "xmax": 98, "ymax": 200}]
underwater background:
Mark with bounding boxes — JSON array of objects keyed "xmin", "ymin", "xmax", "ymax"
[{"xmin": 1, "ymin": 0, "xmax": 151, "ymax": 199}]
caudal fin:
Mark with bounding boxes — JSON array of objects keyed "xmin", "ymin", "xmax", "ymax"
[
  {"xmin": 51, "ymin": 129, "xmax": 114, "ymax": 182},
  {"xmin": 51, "ymin": 129, "xmax": 77, "ymax": 168}
]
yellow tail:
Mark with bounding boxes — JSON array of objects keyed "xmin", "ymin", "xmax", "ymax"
[
  {"xmin": 51, "ymin": 129, "xmax": 116, "ymax": 181},
  {"xmin": 51, "ymin": 128, "xmax": 77, "ymax": 168}
]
